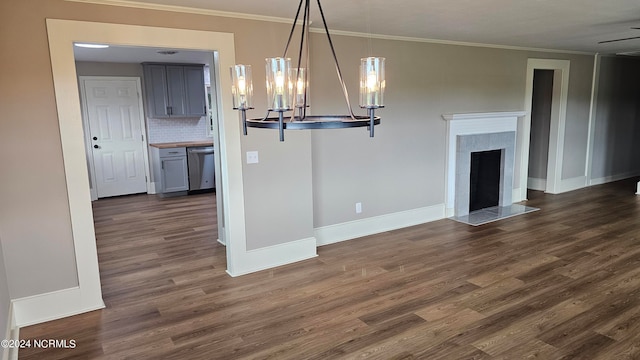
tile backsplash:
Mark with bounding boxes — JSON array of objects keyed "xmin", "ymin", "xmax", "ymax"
[{"xmin": 147, "ymin": 116, "xmax": 212, "ymax": 143}]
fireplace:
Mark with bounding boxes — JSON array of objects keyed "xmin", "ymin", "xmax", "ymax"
[{"xmin": 442, "ymin": 112, "xmax": 525, "ymax": 218}]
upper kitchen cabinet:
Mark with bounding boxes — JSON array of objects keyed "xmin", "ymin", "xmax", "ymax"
[{"xmin": 143, "ymin": 63, "xmax": 207, "ymax": 118}]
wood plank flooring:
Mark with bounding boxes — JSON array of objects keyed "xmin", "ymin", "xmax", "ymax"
[{"xmin": 18, "ymin": 178, "xmax": 640, "ymax": 359}]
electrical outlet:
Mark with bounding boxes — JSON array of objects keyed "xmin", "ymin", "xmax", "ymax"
[
  {"xmin": 246, "ymin": 151, "xmax": 259, "ymax": 164},
  {"xmin": 355, "ymin": 202, "xmax": 362, "ymax": 214}
]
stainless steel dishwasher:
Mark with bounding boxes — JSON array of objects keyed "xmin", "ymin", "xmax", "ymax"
[{"xmin": 187, "ymin": 146, "xmax": 215, "ymax": 193}]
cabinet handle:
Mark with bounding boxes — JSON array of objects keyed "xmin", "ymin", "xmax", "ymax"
[
  {"xmin": 161, "ymin": 160, "xmax": 164, "ymax": 170},
  {"xmin": 167, "ymin": 106, "xmax": 172, "ymax": 115}
]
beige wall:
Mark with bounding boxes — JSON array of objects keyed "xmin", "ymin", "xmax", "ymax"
[
  {"xmin": 1, "ymin": 1, "xmax": 81, "ymax": 298},
  {"xmin": 0, "ymin": 0, "xmax": 594, "ymax": 300},
  {"xmin": 0, "ymin": 238, "xmax": 11, "ymax": 352}
]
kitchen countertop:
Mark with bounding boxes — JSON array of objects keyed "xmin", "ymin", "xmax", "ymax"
[{"xmin": 149, "ymin": 140, "xmax": 214, "ymax": 149}]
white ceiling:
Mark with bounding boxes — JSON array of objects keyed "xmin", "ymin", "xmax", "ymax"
[{"xmin": 73, "ymin": 0, "xmax": 640, "ymax": 63}]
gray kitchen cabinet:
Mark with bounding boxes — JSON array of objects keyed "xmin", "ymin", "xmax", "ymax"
[
  {"xmin": 143, "ymin": 63, "xmax": 207, "ymax": 118},
  {"xmin": 151, "ymin": 147, "xmax": 189, "ymax": 194}
]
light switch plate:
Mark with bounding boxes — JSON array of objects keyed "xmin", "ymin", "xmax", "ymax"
[{"xmin": 246, "ymin": 151, "xmax": 259, "ymax": 164}]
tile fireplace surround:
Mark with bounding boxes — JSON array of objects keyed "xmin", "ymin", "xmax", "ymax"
[{"xmin": 442, "ymin": 111, "xmax": 526, "ymax": 218}]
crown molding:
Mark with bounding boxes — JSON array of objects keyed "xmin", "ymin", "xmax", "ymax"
[
  {"xmin": 64, "ymin": 0, "xmax": 296, "ymax": 24},
  {"xmin": 65, "ymin": 0, "xmax": 593, "ymax": 56},
  {"xmin": 309, "ymin": 28, "xmax": 594, "ymax": 56}
]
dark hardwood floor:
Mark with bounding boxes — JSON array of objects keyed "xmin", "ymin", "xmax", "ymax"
[{"xmin": 18, "ymin": 178, "xmax": 640, "ymax": 359}]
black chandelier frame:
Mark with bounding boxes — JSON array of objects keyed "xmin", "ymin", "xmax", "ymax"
[{"xmin": 240, "ymin": 0, "xmax": 383, "ymax": 141}]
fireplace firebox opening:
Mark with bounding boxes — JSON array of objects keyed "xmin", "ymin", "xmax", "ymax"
[{"xmin": 470, "ymin": 149, "xmax": 503, "ymax": 212}]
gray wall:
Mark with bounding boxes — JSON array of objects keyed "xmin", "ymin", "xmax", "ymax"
[
  {"xmin": 561, "ymin": 55, "xmax": 595, "ymax": 181},
  {"xmin": 0, "ymin": 237, "xmax": 11, "ymax": 351},
  {"xmin": 528, "ymin": 69, "xmax": 554, "ymax": 180},
  {"xmin": 591, "ymin": 55, "xmax": 640, "ymax": 180},
  {"xmin": 309, "ymin": 33, "xmax": 594, "ymax": 227}
]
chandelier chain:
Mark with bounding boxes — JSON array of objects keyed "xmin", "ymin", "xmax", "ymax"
[{"xmin": 315, "ymin": 0, "xmax": 357, "ymax": 119}]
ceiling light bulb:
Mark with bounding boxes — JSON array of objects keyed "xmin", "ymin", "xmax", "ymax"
[
  {"xmin": 238, "ymin": 76, "xmax": 246, "ymax": 96},
  {"xmin": 367, "ymin": 70, "xmax": 378, "ymax": 91},
  {"xmin": 275, "ymin": 71, "xmax": 285, "ymax": 93},
  {"xmin": 74, "ymin": 43, "xmax": 109, "ymax": 49}
]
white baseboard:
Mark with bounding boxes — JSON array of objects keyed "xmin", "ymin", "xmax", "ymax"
[
  {"xmin": 226, "ymin": 237, "xmax": 317, "ymax": 277},
  {"xmin": 92, "ymin": 183, "xmax": 157, "ymax": 198},
  {"xmin": 445, "ymin": 207, "xmax": 454, "ymax": 218},
  {"xmin": 12, "ymin": 286, "xmax": 105, "ymax": 328},
  {"xmin": 1, "ymin": 306, "xmax": 7, "ymax": 360},
  {"xmin": 525, "ymin": 176, "xmax": 586, "ymax": 195},
  {"xmin": 590, "ymin": 171, "xmax": 640, "ymax": 187},
  {"xmin": 315, "ymin": 204, "xmax": 445, "ymax": 247},
  {"xmin": 9, "ymin": 327, "xmax": 17, "ymax": 360},
  {"xmin": 557, "ymin": 175, "xmax": 587, "ymax": 194},
  {"xmin": 544, "ymin": 175, "xmax": 587, "ymax": 195},
  {"xmin": 512, "ymin": 187, "xmax": 524, "ymax": 203},
  {"xmin": 2, "ymin": 302, "xmax": 18, "ymax": 360},
  {"xmin": 527, "ymin": 177, "xmax": 546, "ymax": 191}
]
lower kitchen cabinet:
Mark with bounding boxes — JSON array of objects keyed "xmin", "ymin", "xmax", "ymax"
[{"xmin": 151, "ymin": 147, "xmax": 189, "ymax": 194}]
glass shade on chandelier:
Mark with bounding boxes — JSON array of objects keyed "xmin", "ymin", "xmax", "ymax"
[
  {"xmin": 360, "ymin": 57, "xmax": 385, "ymax": 109},
  {"xmin": 231, "ymin": 65, "xmax": 253, "ymax": 110},
  {"xmin": 230, "ymin": 0, "xmax": 386, "ymax": 141},
  {"xmin": 292, "ymin": 67, "xmax": 307, "ymax": 112},
  {"xmin": 230, "ymin": 65, "xmax": 254, "ymax": 135},
  {"xmin": 266, "ymin": 57, "xmax": 293, "ymax": 111}
]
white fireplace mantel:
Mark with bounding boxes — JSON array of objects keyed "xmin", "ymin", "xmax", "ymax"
[
  {"xmin": 442, "ymin": 111, "xmax": 526, "ymax": 217},
  {"xmin": 442, "ymin": 111, "xmax": 526, "ymax": 122}
]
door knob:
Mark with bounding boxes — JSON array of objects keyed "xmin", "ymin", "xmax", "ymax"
[
  {"xmin": 93, "ymin": 136, "xmax": 98, "ymax": 141},
  {"xmin": 94, "ymin": 145, "xmax": 99, "ymax": 149}
]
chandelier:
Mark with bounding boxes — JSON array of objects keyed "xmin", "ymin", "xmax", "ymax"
[{"xmin": 230, "ymin": 0, "xmax": 386, "ymax": 141}]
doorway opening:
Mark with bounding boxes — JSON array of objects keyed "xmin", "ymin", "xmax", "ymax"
[
  {"xmin": 74, "ymin": 45, "xmax": 226, "ymax": 309},
  {"xmin": 527, "ymin": 69, "xmax": 554, "ymax": 192},
  {"xmin": 520, "ymin": 59, "xmax": 570, "ymax": 200},
  {"xmin": 41, "ymin": 19, "xmax": 245, "ymax": 326}
]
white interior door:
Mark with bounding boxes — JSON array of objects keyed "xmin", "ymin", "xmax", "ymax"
[{"xmin": 84, "ymin": 78, "xmax": 147, "ymax": 198}]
